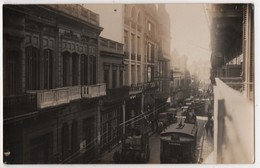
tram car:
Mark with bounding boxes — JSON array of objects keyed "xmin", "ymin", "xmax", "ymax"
[{"xmin": 160, "ymin": 117, "xmax": 198, "ymax": 163}]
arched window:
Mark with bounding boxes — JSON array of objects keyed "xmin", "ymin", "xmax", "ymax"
[{"xmin": 25, "ymin": 46, "xmax": 40, "ymax": 90}]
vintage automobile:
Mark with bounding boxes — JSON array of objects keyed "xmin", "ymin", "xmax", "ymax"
[{"xmin": 113, "ymin": 128, "xmax": 150, "ymax": 163}]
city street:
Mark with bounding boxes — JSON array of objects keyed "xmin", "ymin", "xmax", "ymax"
[
  {"xmin": 3, "ymin": 3, "xmax": 253, "ymax": 165},
  {"xmin": 99, "ymin": 116, "xmax": 213, "ymax": 164}
]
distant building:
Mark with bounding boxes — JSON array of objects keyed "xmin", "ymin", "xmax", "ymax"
[{"xmin": 170, "ymin": 52, "xmax": 191, "ymax": 107}]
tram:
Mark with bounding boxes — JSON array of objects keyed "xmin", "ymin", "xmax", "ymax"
[{"xmin": 160, "ymin": 116, "xmax": 198, "ymax": 163}]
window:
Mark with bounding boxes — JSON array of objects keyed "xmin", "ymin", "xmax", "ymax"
[
  {"xmin": 119, "ymin": 66, "xmax": 124, "ymax": 87},
  {"xmin": 63, "ymin": 52, "xmax": 71, "ymax": 87},
  {"xmin": 104, "ymin": 65, "xmax": 110, "ymax": 88},
  {"xmin": 131, "ymin": 34, "xmax": 135, "ymax": 53},
  {"xmin": 137, "ymin": 65, "xmax": 141, "ymax": 83},
  {"xmin": 89, "ymin": 56, "xmax": 96, "ymax": 85},
  {"xmin": 26, "ymin": 46, "xmax": 40, "ymax": 90},
  {"xmin": 6, "ymin": 50, "xmax": 20, "ymax": 95},
  {"xmin": 101, "ymin": 109, "xmax": 120, "ymax": 152},
  {"xmin": 147, "ymin": 43, "xmax": 152, "ymax": 62},
  {"xmin": 147, "ymin": 66, "xmax": 151, "ymax": 82},
  {"xmin": 43, "ymin": 49, "xmax": 53, "ymax": 89},
  {"xmin": 72, "ymin": 53, "xmax": 79, "ymax": 86},
  {"xmin": 82, "ymin": 117, "xmax": 95, "ymax": 161},
  {"xmin": 148, "ymin": 22, "xmax": 153, "ymax": 32},
  {"xmin": 112, "ymin": 66, "xmax": 117, "ymax": 88},
  {"xmin": 131, "ymin": 65, "xmax": 135, "ymax": 84},
  {"xmin": 124, "ymin": 31, "xmax": 128, "ymax": 52},
  {"xmin": 81, "ymin": 54, "xmax": 88, "ymax": 85},
  {"xmin": 137, "ymin": 37, "xmax": 141, "ymax": 55}
]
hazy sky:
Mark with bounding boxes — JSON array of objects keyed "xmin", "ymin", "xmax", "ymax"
[{"xmin": 166, "ymin": 4, "xmax": 211, "ymax": 65}]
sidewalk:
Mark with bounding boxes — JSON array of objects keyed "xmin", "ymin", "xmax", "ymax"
[{"xmin": 200, "ymin": 125, "xmax": 214, "ymax": 164}]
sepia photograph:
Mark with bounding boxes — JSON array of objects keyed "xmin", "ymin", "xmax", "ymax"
[{"xmin": 1, "ymin": 0, "xmax": 256, "ymax": 165}]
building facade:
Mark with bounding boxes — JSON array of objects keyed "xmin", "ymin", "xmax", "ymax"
[
  {"xmin": 170, "ymin": 52, "xmax": 191, "ymax": 107},
  {"xmin": 156, "ymin": 4, "xmax": 172, "ymax": 109},
  {"xmin": 208, "ymin": 4, "xmax": 254, "ymax": 100},
  {"xmin": 3, "ymin": 4, "xmax": 175, "ymax": 164},
  {"xmin": 207, "ymin": 4, "xmax": 254, "ymax": 163},
  {"xmin": 3, "ymin": 5, "xmax": 105, "ymax": 163},
  {"xmin": 99, "ymin": 36, "xmax": 128, "ymax": 153}
]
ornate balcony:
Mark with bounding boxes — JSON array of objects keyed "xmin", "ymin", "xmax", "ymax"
[
  {"xmin": 129, "ymin": 81, "xmax": 157, "ymax": 95},
  {"xmin": 27, "ymin": 84, "xmax": 106, "ymax": 109},
  {"xmin": 100, "ymin": 37, "xmax": 124, "ymax": 55},
  {"xmin": 28, "ymin": 87, "xmax": 70, "ymax": 109},
  {"xmin": 82, "ymin": 83, "xmax": 106, "ymax": 98}
]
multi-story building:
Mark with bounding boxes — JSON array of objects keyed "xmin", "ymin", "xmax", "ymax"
[
  {"xmin": 207, "ymin": 4, "xmax": 254, "ymax": 163},
  {"xmin": 208, "ymin": 4, "xmax": 254, "ymax": 100},
  {"xmin": 123, "ymin": 4, "xmax": 160, "ymax": 131},
  {"xmin": 88, "ymin": 4, "xmax": 171, "ymax": 133},
  {"xmin": 99, "ymin": 36, "xmax": 129, "ymax": 153},
  {"xmin": 170, "ymin": 52, "xmax": 191, "ymax": 107},
  {"xmin": 3, "ymin": 5, "xmax": 105, "ymax": 163},
  {"xmin": 156, "ymin": 4, "xmax": 172, "ymax": 107}
]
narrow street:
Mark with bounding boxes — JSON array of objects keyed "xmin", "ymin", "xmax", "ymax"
[{"xmin": 99, "ymin": 116, "xmax": 213, "ymax": 164}]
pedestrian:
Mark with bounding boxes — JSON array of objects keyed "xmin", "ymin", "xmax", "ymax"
[{"xmin": 205, "ymin": 117, "xmax": 213, "ymax": 137}]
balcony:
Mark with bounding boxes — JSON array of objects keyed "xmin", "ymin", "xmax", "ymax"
[
  {"xmin": 82, "ymin": 83, "xmax": 106, "ymax": 98},
  {"xmin": 219, "ymin": 77, "xmax": 243, "ymax": 91},
  {"xmin": 105, "ymin": 87, "xmax": 129, "ymax": 102},
  {"xmin": 27, "ymin": 84, "xmax": 106, "ymax": 109},
  {"xmin": 129, "ymin": 82, "xmax": 157, "ymax": 95},
  {"xmin": 129, "ymin": 84, "xmax": 143, "ymax": 95},
  {"xmin": 3, "ymin": 94, "xmax": 37, "ymax": 120},
  {"xmin": 143, "ymin": 81, "xmax": 156, "ymax": 91},
  {"xmin": 28, "ymin": 87, "xmax": 75, "ymax": 109},
  {"xmin": 100, "ymin": 37, "xmax": 124, "ymax": 55},
  {"xmin": 212, "ymin": 78, "xmax": 253, "ymax": 163}
]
